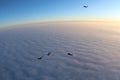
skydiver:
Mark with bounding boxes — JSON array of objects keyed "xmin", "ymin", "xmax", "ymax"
[
  {"xmin": 47, "ymin": 52, "xmax": 51, "ymax": 56},
  {"xmin": 67, "ymin": 53, "xmax": 73, "ymax": 56},
  {"xmin": 83, "ymin": 5, "xmax": 88, "ymax": 8},
  {"xmin": 37, "ymin": 56, "xmax": 43, "ymax": 60}
]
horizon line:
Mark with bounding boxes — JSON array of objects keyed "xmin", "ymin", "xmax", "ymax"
[{"xmin": 1, "ymin": 19, "xmax": 120, "ymax": 28}]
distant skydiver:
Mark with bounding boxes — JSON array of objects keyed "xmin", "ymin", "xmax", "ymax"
[
  {"xmin": 37, "ymin": 56, "xmax": 43, "ymax": 60},
  {"xmin": 47, "ymin": 52, "xmax": 51, "ymax": 56},
  {"xmin": 67, "ymin": 53, "xmax": 73, "ymax": 56},
  {"xmin": 83, "ymin": 5, "xmax": 88, "ymax": 8}
]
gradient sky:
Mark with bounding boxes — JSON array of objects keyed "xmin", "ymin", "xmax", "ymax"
[{"xmin": 0, "ymin": 0, "xmax": 120, "ymax": 26}]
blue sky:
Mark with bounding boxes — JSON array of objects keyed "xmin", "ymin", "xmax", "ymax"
[{"xmin": 0, "ymin": 0, "xmax": 120, "ymax": 26}]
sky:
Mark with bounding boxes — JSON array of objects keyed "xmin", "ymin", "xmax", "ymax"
[{"xmin": 0, "ymin": 0, "xmax": 120, "ymax": 27}]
